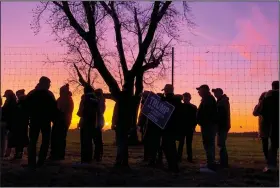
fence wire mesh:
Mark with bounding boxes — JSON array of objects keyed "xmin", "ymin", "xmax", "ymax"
[{"xmin": 1, "ymin": 45, "xmax": 279, "ymax": 132}]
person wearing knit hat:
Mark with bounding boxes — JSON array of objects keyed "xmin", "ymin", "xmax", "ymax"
[{"xmin": 49, "ymin": 84, "xmax": 74, "ymax": 161}]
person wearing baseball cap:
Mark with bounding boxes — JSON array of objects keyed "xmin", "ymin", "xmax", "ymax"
[
  {"xmin": 196, "ymin": 84, "xmax": 218, "ymax": 173},
  {"xmin": 1, "ymin": 90, "xmax": 18, "ymax": 158},
  {"xmin": 162, "ymin": 84, "xmax": 174, "ymax": 94},
  {"xmin": 212, "ymin": 88, "xmax": 231, "ymax": 168},
  {"xmin": 196, "ymin": 84, "xmax": 210, "ymax": 92},
  {"xmin": 160, "ymin": 83, "xmax": 181, "ymax": 173}
]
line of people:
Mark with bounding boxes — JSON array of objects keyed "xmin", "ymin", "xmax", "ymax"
[
  {"xmin": 137, "ymin": 84, "xmax": 231, "ymax": 173},
  {"xmin": 138, "ymin": 81, "xmax": 278, "ymax": 173},
  {"xmin": 0, "ymin": 77, "xmax": 278, "ymax": 174},
  {"xmin": 0, "ymin": 76, "xmax": 106, "ymax": 169}
]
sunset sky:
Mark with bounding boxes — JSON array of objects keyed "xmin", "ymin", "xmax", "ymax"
[{"xmin": 1, "ymin": 2, "xmax": 279, "ymax": 132}]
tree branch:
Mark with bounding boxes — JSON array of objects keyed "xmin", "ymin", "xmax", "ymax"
[
  {"xmin": 57, "ymin": 1, "xmax": 88, "ymax": 39},
  {"xmin": 134, "ymin": 7, "xmax": 142, "ymax": 49},
  {"xmin": 73, "ymin": 63, "xmax": 88, "ymax": 87},
  {"xmin": 100, "ymin": 1, "xmax": 128, "ymax": 77},
  {"xmin": 82, "ymin": 1, "xmax": 96, "ymax": 38},
  {"xmin": 131, "ymin": 2, "xmax": 171, "ymax": 77}
]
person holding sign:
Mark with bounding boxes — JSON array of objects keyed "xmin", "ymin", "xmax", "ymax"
[
  {"xmin": 196, "ymin": 84, "xmax": 218, "ymax": 173},
  {"xmin": 161, "ymin": 84, "xmax": 181, "ymax": 173}
]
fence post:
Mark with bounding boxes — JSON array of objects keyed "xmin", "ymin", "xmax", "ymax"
[{"xmin": 172, "ymin": 47, "xmax": 174, "ymax": 87}]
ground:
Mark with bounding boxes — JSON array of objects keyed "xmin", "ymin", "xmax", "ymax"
[{"xmin": 1, "ymin": 130, "xmax": 279, "ymax": 187}]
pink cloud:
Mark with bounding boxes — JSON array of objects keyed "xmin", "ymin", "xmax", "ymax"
[{"xmin": 231, "ymin": 5, "xmax": 278, "ymax": 78}]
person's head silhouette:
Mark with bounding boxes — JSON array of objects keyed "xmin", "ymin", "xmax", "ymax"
[
  {"xmin": 196, "ymin": 84, "xmax": 210, "ymax": 98},
  {"xmin": 162, "ymin": 84, "xmax": 174, "ymax": 96},
  {"xmin": 38, "ymin": 76, "xmax": 51, "ymax": 90},
  {"xmin": 211, "ymin": 88, "xmax": 223, "ymax": 99},
  {"xmin": 16, "ymin": 89, "xmax": 25, "ymax": 100},
  {"xmin": 272, "ymin": 81, "xmax": 279, "ymax": 90},
  {"xmin": 60, "ymin": 84, "xmax": 71, "ymax": 97},
  {"xmin": 3, "ymin": 90, "xmax": 16, "ymax": 102},
  {"xmin": 182, "ymin": 92, "xmax": 191, "ymax": 103}
]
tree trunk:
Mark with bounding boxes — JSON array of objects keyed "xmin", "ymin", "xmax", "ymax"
[
  {"xmin": 128, "ymin": 96, "xmax": 141, "ymax": 145},
  {"xmin": 115, "ymin": 88, "xmax": 136, "ymax": 165}
]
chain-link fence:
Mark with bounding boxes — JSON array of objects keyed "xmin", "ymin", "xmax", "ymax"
[{"xmin": 1, "ymin": 45, "xmax": 279, "ymax": 132}]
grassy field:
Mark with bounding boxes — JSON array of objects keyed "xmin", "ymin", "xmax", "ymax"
[{"xmin": 1, "ymin": 130, "xmax": 279, "ymax": 187}]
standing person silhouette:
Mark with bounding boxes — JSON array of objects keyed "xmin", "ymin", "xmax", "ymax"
[
  {"xmin": 49, "ymin": 84, "xmax": 74, "ymax": 160},
  {"xmin": 160, "ymin": 84, "xmax": 181, "ymax": 173},
  {"xmin": 196, "ymin": 85, "xmax": 218, "ymax": 173},
  {"xmin": 14, "ymin": 89, "xmax": 29, "ymax": 159},
  {"xmin": 25, "ymin": 76, "xmax": 57, "ymax": 169},
  {"xmin": 177, "ymin": 92, "xmax": 197, "ymax": 163},
  {"xmin": 2, "ymin": 90, "xmax": 18, "ymax": 158},
  {"xmin": 0, "ymin": 96, "xmax": 7, "ymax": 158},
  {"xmin": 0, "ymin": 96, "xmax": 5, "ymax": 157},
  {"xmin": 212, "ymin": 88, "xmax": 231, "ymax": 168},
  {"xmin": 253, "ymin": 92, "xmax": 269, "ymax": 162},
  {"xmin": 77, "ymin": 84, "xmax": 100, "ymax": 164},
  {"xmin": 94, "ymin": 88, "xmax": 105, "ymax": 161},
  {"xmin": 261, "ymin": 81, "xmax": 279, "ymax": 173}
]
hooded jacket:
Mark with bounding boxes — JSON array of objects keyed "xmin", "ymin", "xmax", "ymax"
[
  {"xmin": 216, "ymin": 94, "xmax": 231, "ymax": 130},
  {"xmin": 161, "ymin": 93, "xmax": 182, "ymax": 136},
  {"xmin": 25, "ymin": 84, "xmax": 57, "ymax": 123},
  {"xmin": 57, "ymin": 84, "xmax": 74, "ymax": 126},
  {"xmin": 77, "ymin": 92, "xmax": 100, "ymax": 128},
  {"xmin": 260, "ymin": 89, "xmax": 279, "ymax": 137},
  {"xmin": 197, "ymin": 93, "xmax": 217, "ymax": 126}
]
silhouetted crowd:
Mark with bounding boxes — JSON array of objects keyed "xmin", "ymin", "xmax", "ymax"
[
  {"xmin": 0, "ymin": 76, "xmax": 278, "ymax": 174},
  {"xmin": 0, "ymin": 76, "xmax": 105, "ymax": 169},
  {"xmin": 137, "ymin": 84, "xmax": 231, "ymax": 173}
]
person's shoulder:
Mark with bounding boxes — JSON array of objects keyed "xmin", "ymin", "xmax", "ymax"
[
  {"xmin": 190, "ymin": 103, "xmax": 197, "ymax": 109},
  {"xmin": 265, "ymin": 90, "xmax": 278, "ymax": 98},
  {"xmin": 204, "ymin": 94, "xmax": 215, "ymax": 103},
  {"xmin": 27, "ymin": 89, "xmax": 36, "ymax": 96},
  {"xmin": 46, "ymin": 90, "xmax": 56, "ymax": 99}
]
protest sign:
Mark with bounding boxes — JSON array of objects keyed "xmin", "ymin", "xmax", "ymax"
[{"xmin": 141, "ymin": 92, "xmax": 175, "ymax": 129}]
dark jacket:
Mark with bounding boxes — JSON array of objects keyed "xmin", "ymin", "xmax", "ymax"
[
  {"xmin": 15, "ymin": 97, "xmax": 29, "ymax": 147},
  {"xmin": 260, "ymin": 89, "xmax": 279, "ymax": 137},
  {"xmin": 1, "ymin": 98, "xmax": 18, "ymax": 132},
  {"xmin": 25, "ymin": 89, "xmax": 57, "ymax": 123},
  {"xmin": 180, "ymin": 103, "xmax": 197, "ymax": 134},
  {"xmin": 161, "ymin": 93, "xmax": 182, "ymax": 136},
  {"xmin": 57, "ymin": 95, "xmax": 74, "ymax": 127},
  {"xmin": 216, "ymin": 94, "xmax": 231, "ymax": 130},
  {"xmin": 77, "ymin": 93, "xmax": 99, "ymax": 127},
  {"xmin": 197, "ymin": 93, "xmax": 217, "ymax": 126},
  {"xmin": 17, "ymin": 97, "xmax": 29, "ymax": 127}
]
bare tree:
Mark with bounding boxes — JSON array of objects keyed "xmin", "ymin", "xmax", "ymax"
[{"xmin": 32, "ymin": 1, "xmax": 195, "ymax": 164}]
